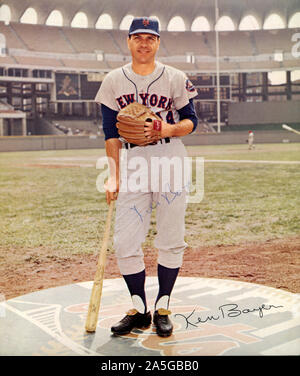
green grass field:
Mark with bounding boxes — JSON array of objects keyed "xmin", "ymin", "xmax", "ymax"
[{"xmin": 0, "ymin": 143, "xmax": 299, "ymax": 257}]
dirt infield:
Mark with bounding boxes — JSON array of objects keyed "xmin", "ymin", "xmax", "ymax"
[{"xmin": 1, "ymin": 236, "xmax": 299, "ymax": 300}]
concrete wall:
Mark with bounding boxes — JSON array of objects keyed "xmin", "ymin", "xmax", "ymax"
[
  {"xmin": 0, "ymin": 131, "xmax": 299, "ymax": 152},
  {"xmin": 0, "ymin": 135, "xmax": 104, "ymax": 152},
  {"xmin": 228, "ymin": 101, "xmax": 300, "ymax": 126}
]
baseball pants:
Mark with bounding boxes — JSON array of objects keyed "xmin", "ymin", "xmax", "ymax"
[{"xmin": 113, "ymin": 138, "xmax": 188, "ymax": 275}]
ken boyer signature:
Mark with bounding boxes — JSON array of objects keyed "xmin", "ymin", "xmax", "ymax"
[{"xmin": 175, "ymin": 303, "xmax": 284, "ymax": 329}]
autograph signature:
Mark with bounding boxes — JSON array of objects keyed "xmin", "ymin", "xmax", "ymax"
[
  {"xmin": 175, "ymin": 303, "xmax": 284, "ymax": 329},
  {"xmin": 129, "ymin": 183, "xmax": 189, "ymax": 222}
]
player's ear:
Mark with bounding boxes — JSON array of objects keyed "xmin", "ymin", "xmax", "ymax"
[
  {"xmin": 155, "ymin": 36, "xmax": 160, "ymax": 52},
  {"xmin": 127, "ymin": 36, "xmax": 132, "ymax": 50}
]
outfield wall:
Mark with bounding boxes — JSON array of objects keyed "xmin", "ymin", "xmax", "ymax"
[
  {"xmin": 228, "ymin": 101, "xmax": 300, "ymax": 126},
  {"xmin": 0, "ymin": 131, "xmax": 299, "ymax": 152}
]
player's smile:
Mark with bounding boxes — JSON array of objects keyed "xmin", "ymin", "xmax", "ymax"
[
  {"xmin": 137, "ymin": 48, "xmax": 151, "ymax": 55},
  {"xmin": 127, "ymin": 33, "xmax": 160, "ymax": 65}
]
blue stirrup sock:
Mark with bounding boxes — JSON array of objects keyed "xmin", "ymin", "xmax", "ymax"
[
  {"xmin": 123, "ymin": 265, "xmax": 180, "ymax": 313},
  {"xmin": 123, "ymin": 269, "xmax": 147, "ymax": 314},
  {"xmin": 155, "ymin": 264, "xmax": 180, "ymax": 310}
]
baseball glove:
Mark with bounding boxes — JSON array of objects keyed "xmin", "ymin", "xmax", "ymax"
[{"xmin": 116, "ymin": 102, "xmax": 162, "ymax": 146}]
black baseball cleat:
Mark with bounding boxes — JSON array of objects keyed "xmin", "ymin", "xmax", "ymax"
[
  {"xmin": 111, "ymin": 309, "xmax": 151, "ymax": 335},
  {"xmin": 153, "ymin": 308, "xmax": 173, "ymax": 337}
]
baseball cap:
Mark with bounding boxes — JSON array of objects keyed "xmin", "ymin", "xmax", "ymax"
[{"xmin": 128, "ymin": 17, "xmax": 160, "ymax": 37}]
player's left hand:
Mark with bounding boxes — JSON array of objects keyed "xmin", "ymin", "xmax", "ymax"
[{"xmin": 144, "ymin": 119, "xmax": 173, "ymax": 140}]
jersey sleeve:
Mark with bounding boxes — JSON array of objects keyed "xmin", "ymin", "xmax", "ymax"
[
  {"xmin": 101, "ymin": 104, "xmax": 119, "ymax": 140},
  {"xmin": 94, "ymin": 72, "xmax": 119, "ymax": 111},
  {"xmin": 177, "ymin": 99, "xmax": 198, "ymax": 133},
  {"xmin": 173, "ymin": 71, "xmax": 198, "ymax": 111}
]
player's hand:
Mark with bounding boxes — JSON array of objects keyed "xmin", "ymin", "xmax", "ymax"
[
  {"xmin": 144, "ymin": 119, "xmax": 173, "ymax": 140},
  {"xmin": 104, "ymin": 176, "xmax": 119, "ymax": 205}
]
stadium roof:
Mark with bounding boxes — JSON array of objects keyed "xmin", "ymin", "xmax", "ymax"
[{"xmin": 3, "ymin": 0, "xmax": 300, "ymax": 29}]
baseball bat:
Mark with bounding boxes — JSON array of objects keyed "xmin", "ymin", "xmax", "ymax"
[
  {"xmin": 282, "ymin": 124, "xmax": 300, "ymax": 135},
  {"xmin": 85, "ymin": 200, "xmax": 115, "ymax": 333}
]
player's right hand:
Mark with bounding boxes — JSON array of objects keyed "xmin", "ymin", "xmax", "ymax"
[{"xmin": 104, "ymin": 176, "xmax": 119, "ymax": 205}]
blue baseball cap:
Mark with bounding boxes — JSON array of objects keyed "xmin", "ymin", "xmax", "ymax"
[{"xmin": 128, "ymin": 17, "xmax": 160, "ymax": 37}]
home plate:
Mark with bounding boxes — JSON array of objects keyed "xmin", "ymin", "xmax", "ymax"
[{"xmin": 0, "ymin": 277, "xmax": 299, "ymax": 356}]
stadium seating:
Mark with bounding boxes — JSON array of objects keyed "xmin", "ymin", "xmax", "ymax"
[
  {"xmin": 0, "ymin": 22, "xmax": 25, "ymax": 49},
  {"xmin": 164, "ymin": 61, "xmax": 198, "ymax": 71},
  {"xmin": 160, "ymin": 31, "xmax": 212, "ymax": 56},
  {"xmin": 205, "ymin": 30, "xmax": 255, "ymax": 56},
  {"xmin": 0, "ymin": 55, "xmax": 16, "ymax": 65},
  {"xmin": 108, "ymin": 30, "xmax": 130, "ymax": 55},
  {"xmin": 61, "ymin": 58, "xmax": 108, "ymax": 70},
  {"xmin": 253, "ymin": 29, "xmax": 298, "ymax": 55},
  {"xmin": 0, "ymin": 22, "xmax": 298, "ymax": 74},
  {"xmin": 14, "ymin": 56, "xmax": 63, "ymax": 67},
  {"xmin": 238, "ymin": 60, "xmax": 283, "ymax": 71},
  {"xmin": 62, "ymin": 28, "xmax": 121, "ymax": 54},
  {"xmin": 10, "ymin": 23, "xmax": 74, "ymax": 53}
]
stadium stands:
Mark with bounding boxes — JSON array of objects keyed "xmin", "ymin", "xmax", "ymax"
[
  {"xmin": 0, "ymin": 22, "xmax": 299, "ymax": 73},
  {"xmin": 165, "ymin": 61, "xmax": 198, "ymax": 71},
  {"xmin": 62, "ymin": 28, "xmax": 122, "ymax": 55},
  {"xmin": 10, "ymin": 23, "xmax": 74, "ymax": 54},
  {"xmin": 252, "ymin": 29, "xmax": 295, "ymax": 55},
  {"xmin": 108, "ymin": 30, "xmax": 130, "ymax": 55},
  {"xmin": 14, "ymin": 56, "xmax": 63, "ymax": 68},
  {"xmin": 0, "ymin": 22, "xmax": 25, "ymax": 50},
  {"xmin": 205, "ymin": 30, "xmax": 256, "ymax": 57},
  {"xmin": 0, "ymin": 55, "xmax": 15, "ymax": 65},
  {"xmin": 0, "ymin": 13, "xmax": 299, "ymax": 137},
  {"xmin": 60, "ymin": 58, "xmax": 108, "ymax": 70},
  {"xmin": 160, "ymin": 31, "xmax": 203, "ymax": 55}
]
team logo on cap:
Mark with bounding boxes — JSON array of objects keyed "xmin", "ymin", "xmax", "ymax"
[{"xmin": 143, "ymin": 18, "xmax": 150, "ymax": 27}]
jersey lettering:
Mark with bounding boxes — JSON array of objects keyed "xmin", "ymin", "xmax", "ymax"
[
  {"xmin": 166, "ymin": 98, "xmax": 173, "ymax": 111},
  {"xmin": 166, "ymin": 110, "xmax": 175, "ymax": 124},
  {"xmin": 123, "ymin": 94, "xmax": 135, "ymax": 105},
  {"xmin": 116, "ymin": 96, "xmax": 127, "ymax": 109},
  {"xmin": 149, "ymin": 94, "xmax": 158, "ymax": 107},
  {"xmin": 139, "ymin": 93, "xmax": 149, "ymax": 106},
  {"xmin": 157, "ymin": 96, "xmax": 168, "ymax": 109},
  {"xmin": 116, "ymin": 93, "xmax": 173, "ymax": 112}
]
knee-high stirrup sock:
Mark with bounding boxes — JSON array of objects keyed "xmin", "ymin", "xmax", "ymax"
[
  {"xmin": 123, "ymin": 269, "xmax": 147, "ymax": 314},
  {"xmin": 155, "ymin": 264, "xmax": 180, "ymax": 310}
]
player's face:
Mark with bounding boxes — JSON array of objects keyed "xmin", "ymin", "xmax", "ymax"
[{"xmin": 127, "ymin": 33, "xmax": 160, "ymax": 64}]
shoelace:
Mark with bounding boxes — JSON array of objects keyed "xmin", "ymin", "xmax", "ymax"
[
  {"xmin": 157, "ymin": 308, "xmax": 171, "ymax": 316},
  {"xmin": 126, "ymin": 308, "xmax": 139, "ymax": 316}
]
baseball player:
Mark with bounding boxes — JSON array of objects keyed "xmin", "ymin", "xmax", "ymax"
[
  {"xmin": 248, "ymin": 130, "xmax": 254, "ymax": 150},
  {"xmin": 95, "ymin": 17, "xmax": 198, "ymax": 337}
]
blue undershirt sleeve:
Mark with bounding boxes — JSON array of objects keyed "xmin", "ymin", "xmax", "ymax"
[
  {"xmin": 177, "ymin": 99, "xmax": 198, "ymax": 133},
  {"xmin": 101, "ymin": 104, "xmax": 119, "ymax": 140}
]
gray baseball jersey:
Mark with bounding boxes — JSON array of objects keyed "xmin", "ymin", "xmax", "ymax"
[{"xmin": 95, "ymin": 61, "xmax": 198, "ymax": 124}]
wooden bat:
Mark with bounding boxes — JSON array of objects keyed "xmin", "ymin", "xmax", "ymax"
[
  {"xmin": 85, "ymin": 200, "xmax": 115, "ymax": 333},
  {"xmin": 282, "ymin": 124, "xmax": 300, "ymax": 135}
]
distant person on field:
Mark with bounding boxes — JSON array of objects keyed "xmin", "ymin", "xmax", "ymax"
[{"xmin": 248, "ymin": 131, "xmax": 254, "ymax": 150}]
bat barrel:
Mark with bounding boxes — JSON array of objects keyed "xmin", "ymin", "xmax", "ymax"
[{"xmin": 282, "ymin": 124, "xmax": 300, "ymax": 135}]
